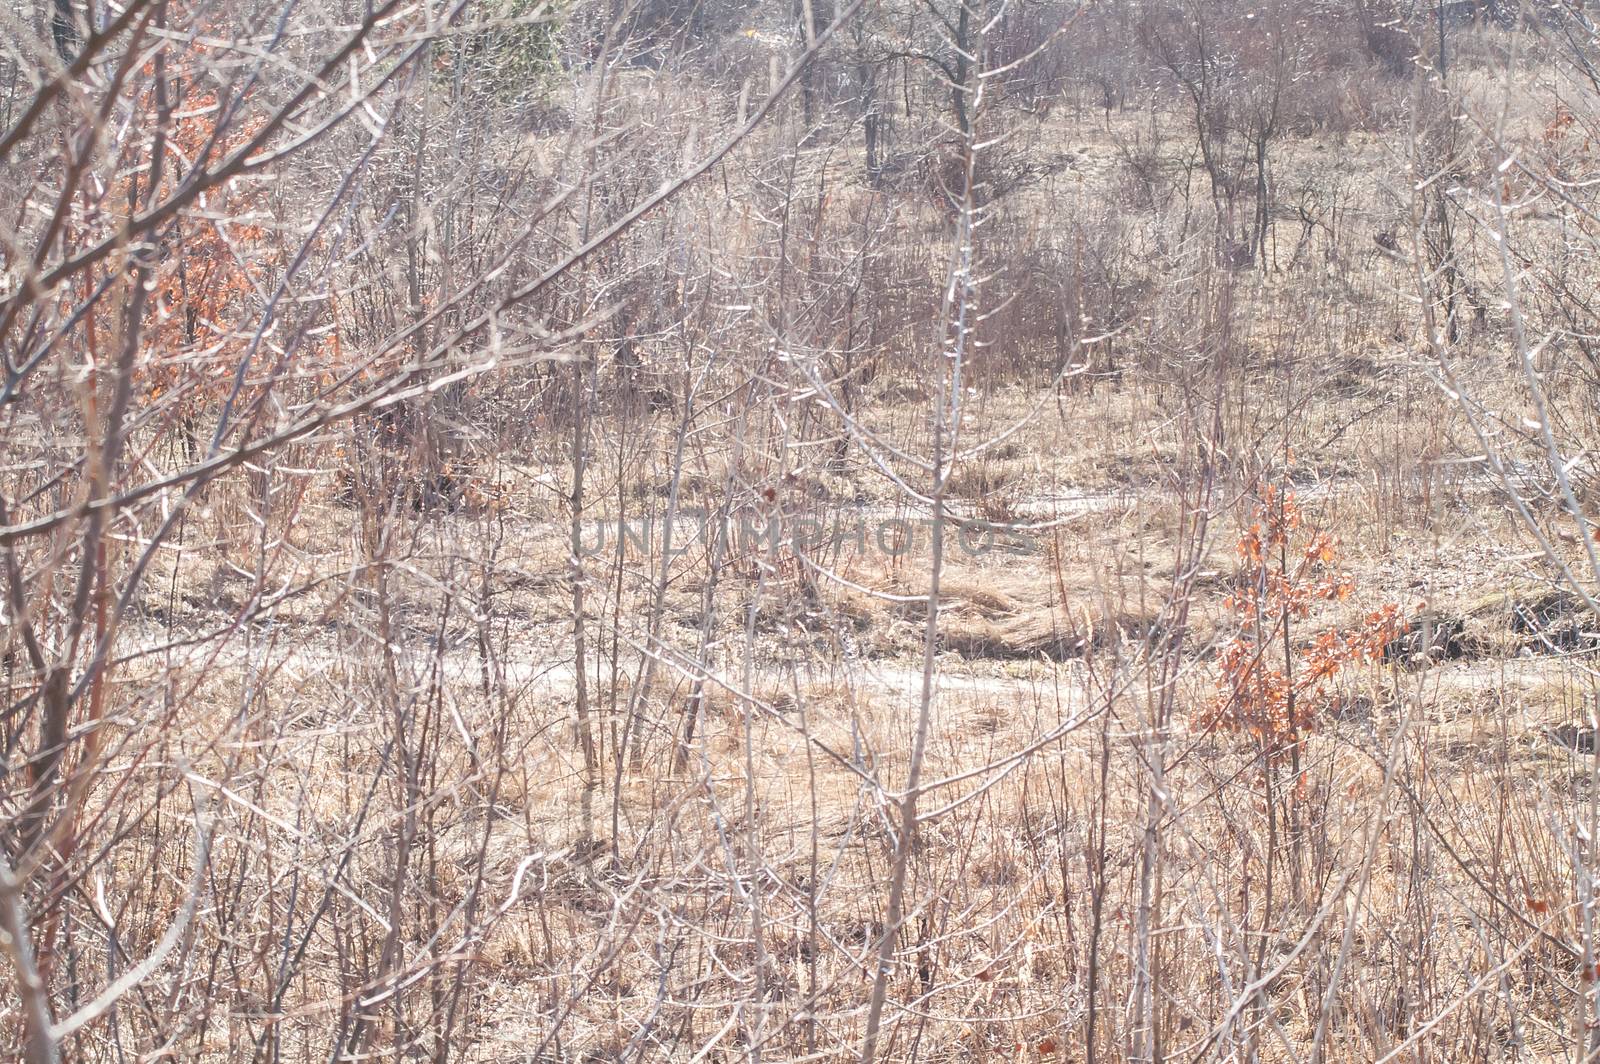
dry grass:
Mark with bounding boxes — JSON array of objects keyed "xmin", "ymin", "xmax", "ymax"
[{"xmin": 75, "ymin": 444, "xmax": 1596, "ymax": 1057}]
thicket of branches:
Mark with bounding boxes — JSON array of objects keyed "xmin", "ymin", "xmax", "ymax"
[{"xmin": 5, "ymin": 0, "xmax": 1600, "ymax": 1061}]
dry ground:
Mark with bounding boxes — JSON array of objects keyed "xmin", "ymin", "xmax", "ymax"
[{"xmin": 96, "ymin": 368, "xmax": 1600, "ymax": 1059}]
